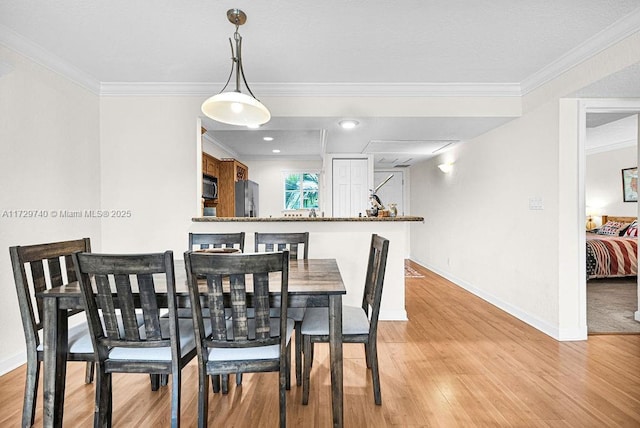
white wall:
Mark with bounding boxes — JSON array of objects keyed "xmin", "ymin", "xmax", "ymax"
[
  {"xmin": 586, "ymin": 145, "xmax": 638, "ymax": 225},
  {"xmin": 0, "ymin": 46, "xmax": 101, "ymax": 373},
  {"xmin": 243, "ymin": 159, "xmax": 323, "ymax": 218},
  {"xmin": 99, "ymin": 96, "xmax": 203, "ymax": 256},
  {"xmin": 410, "ymin": 30, "xmax": 640, "ymax": 341},
  {"xmin": 190, "ymin": 220, "xmax": 409, "ymax": 320},
  {"xmin": 410, "ymin": 100, "xmax": 561, "ymax": 336}
]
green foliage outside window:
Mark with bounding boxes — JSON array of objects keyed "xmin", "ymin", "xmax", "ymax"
[{"xmin": 284, "ymin": 173, "xmax": 319, "ymax": 210}]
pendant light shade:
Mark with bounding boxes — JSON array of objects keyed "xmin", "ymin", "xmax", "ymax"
[
  {"xmin": 202, "ymin": 9, "xmax": 270, "ymax": 127},
  {"xmin": 201, "ymin": 91, "xmax": 270, "ymax": 127}
]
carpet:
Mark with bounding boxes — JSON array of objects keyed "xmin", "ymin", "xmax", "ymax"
[
  {"xmin": 404, "ymin": 264, "xmax": 424, "ymax": 278},
  {"xmin": 587, "ymin": 277, "xmax": 640, "ymax": 334}
]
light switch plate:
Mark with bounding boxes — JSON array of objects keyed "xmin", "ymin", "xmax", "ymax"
[{"xmin": 529, "ymin": 197, "xmax": 544, "ymax": 210}]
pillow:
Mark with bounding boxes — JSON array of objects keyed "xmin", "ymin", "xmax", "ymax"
[
  {"xmin": 597, "ymin": 221, "xmax": 629, "ymax": 236},
  {"xmin": 624, "ymin": 220, "xmax": 638, "ymax": 238}
]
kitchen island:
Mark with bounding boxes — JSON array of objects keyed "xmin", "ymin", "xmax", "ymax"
[{"xmin": 191, "ymin": 216, "xmax": 424, "ymax": 320}]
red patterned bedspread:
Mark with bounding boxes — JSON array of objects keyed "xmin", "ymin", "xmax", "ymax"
[{"xmin": 586, "ymin": 234, "xmax": 637, "ymax": 279}]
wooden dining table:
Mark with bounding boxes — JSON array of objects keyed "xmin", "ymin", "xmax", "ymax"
[{"xmin": 40, "ymin": 258, "xmax": 346, "ymax": 428}]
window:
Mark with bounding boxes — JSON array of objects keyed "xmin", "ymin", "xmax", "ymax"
[{"xmin": 284, "ymin": 172, "xmax": 319, "ymax": 210}]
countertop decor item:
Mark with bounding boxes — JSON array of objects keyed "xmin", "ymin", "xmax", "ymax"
[{"xmin": 201, "ymin": 9, "xmax": 270, "ymax": 127}]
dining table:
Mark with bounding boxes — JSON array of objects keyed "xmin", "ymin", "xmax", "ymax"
[{"xmin": 40, "ymin": 257, "xmax": 346, "ymax": 428}]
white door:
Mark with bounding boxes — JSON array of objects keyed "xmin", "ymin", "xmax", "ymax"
[
  {"xmin": 374, "ymin": 171, "xmax": 404, "ymax": 215},
  {"xmin": 333, "ymin": 159, "xmax": 369, "ymax": 217},
  {"xmin": 350, "ymin": 160, "xmax": 369, "ymax": 216}
]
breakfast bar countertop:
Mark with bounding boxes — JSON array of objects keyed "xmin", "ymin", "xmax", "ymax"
[{"xmin": 192, "ymin": 215, "xmax": 424, "ymax": 222}]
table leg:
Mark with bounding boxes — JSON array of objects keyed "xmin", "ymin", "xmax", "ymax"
[
  {"xmin": 328, "ymin": 295, "xmax": 343, "ymax": 428},
  {"xmin": 43, "ymin": 298, "xmax": 68, "ymax": 428}
]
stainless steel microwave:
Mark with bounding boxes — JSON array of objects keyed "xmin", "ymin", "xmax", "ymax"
[{"xmin": 203, "ymin": 174, "xmax": 218, "ymax": 200}]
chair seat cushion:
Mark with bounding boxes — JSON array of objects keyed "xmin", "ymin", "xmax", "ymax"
[
  {"xmin": 301, "ymin": 306, "xmax": 370, "ymax": 336},
  {"xmin": 37, "ymin": 312, "xmax": 146, "ymax": 354},
  {"xmin": 107, "ymin": 318, "xmax": 207, "ymax": 362},
  {"xmin": 206, "ymin": 318, "xmax": 294, "ymax": 362}
]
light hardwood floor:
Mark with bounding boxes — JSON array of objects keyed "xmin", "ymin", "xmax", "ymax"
[{"xmin": 2, "ymin": 261, "xmax": 639, "ymax": 426}]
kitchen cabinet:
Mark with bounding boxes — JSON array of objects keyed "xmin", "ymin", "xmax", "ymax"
[
  {"xmin": 216, "ymin": 159, "xmax": 249, "ymax": 217},
  {"xmin": 202, "ymin": 153, "xmax": 220, "ymax": 214},
  {"xmin": 202, "ymin": 153, "xmax": 219, "ymax": 177}
]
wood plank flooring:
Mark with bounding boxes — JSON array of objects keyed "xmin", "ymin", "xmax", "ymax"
[{"xmin": 1, "ymin": 261, "xmax": 639, "ymax": 426}]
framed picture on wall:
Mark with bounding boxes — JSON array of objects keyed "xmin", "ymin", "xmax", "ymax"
[{"xmin": 622, "ymin": 167, "xmax": 638, "ymax": 202}]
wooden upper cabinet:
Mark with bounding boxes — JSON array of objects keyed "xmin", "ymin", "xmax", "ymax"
[{"xmin": 202, "ymin": 153, "xmax": 219, "ymax": 177}]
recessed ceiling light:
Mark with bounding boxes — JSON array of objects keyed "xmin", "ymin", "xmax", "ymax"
[
  {"xmin": 339, "ymin": 119, "xmax": 359, "ymax": 129},
  {"xmin": 263, "ymin": 136, "xmax": 274, "ymax": 141},
  {"xmin": 272, "ymin": 149, "xmax": 280, "ymax": 153}
]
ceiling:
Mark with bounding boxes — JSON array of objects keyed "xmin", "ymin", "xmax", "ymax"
[{"xmin": 2, "ymin": 1, "xmax": 640, "ymax": 165}]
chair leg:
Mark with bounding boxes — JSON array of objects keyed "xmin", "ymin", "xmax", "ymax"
[
  {"xmin": 107, "ymin": 373, "xmax": 113, "ymax": 427},
  {"xmin": 364, "ymin": 343, "xmax": 371, "ymax": 368},
  {"xmin": 221, "ymin": 374, "xmax": 229, "ymax": 394},
  {"xmin": 199, "ymin": 374, "xmax": 210, "ymax": 428},
  {"xmin": 302, "ymin": 336, "xmax": 312, "ymax": 405},
  {"xmin": 370, "ymin": 339, "xmax": 382, "ymax": 405},
  {"xmin": 150, "ymin": 374, "xmax": 160, "ymax": 391},
  {"xmin": 85, "ymin": 361, "xmax": 95, "ymax": 383},
  {"xmin": 211, "ymin": 375, "xmax": 220, "ymax": 393},
  {"xmin": 236, "ymin": 372, "xmax": 243, "ymax": 386},
  {"xmin": 170, "ymin": 369, "xmax": 181, "ymax": 428},
  {"xmin": 161, "ymin": 374, "xmax": 169, "ymax": 386},
  {"xmin": 286, "ymin": 342, "xmax": 291, "ymax": 390},
  {"xmin": 22, "ymin": 355, "xmax": 39, "ymax": 428},
  {"xmin": 295, "ymin": 321, "xmax": 303, "ymax": 386},
  {"xmin": 95, "ymin": 366, "xmax": 111, "ymax": 428},
  {"xmin": 279, "ymin": 363, "xmax": 287, "ymax": 428}
]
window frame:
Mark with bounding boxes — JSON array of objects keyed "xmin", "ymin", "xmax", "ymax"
[{"xmin": 282, "ymin": 170, "xmax": 321, "ymax": 211}]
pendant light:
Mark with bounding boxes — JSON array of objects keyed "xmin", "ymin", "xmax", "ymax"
[{"xmin": 201, "ymin": 9, "xmax": 270, "ymax": 127}]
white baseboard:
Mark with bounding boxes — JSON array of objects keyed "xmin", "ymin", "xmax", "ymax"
[
  {"xmin": 411, "ymin": 259, "xmax": 587, "ymax": 341},
  {"xmin": 379, "ymin": 309, "xmax": 408, "ymax": 321},
  {"xmin": 0, "ymin": 351, "xmax": 26, "ymax": 376}
]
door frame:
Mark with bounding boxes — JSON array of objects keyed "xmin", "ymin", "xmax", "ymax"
[{"xmin": 578, "ymin": 99, "xmax": 640, "ymax": 335}]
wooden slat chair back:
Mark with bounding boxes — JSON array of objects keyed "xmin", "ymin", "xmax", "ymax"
[
  {"xmin": 254, "ymin": 231, "xmax": 309, "ymax": 386},
  {"xmin": 189, "ymin": 232, "xmax": 245, "ymax": 252},
  {"xmin": 301, "ymin": 234, "xmax": 389, "ymax": 406},
  {"xmin": 184, "ymin": 250, "xmax": 291, "ymax": 428},
  {"xmin": 362, "ymin": 234, "xmax": 389, "ymax": 328},
  {"xmin": 73, "ymin": 251, "xmax": 196, "ymax": 428},
  {"xmin": 254, "ymin": 232, "xmax": 309, "ymax": 260},
  {"xmin": 9, "ymin": 238, "xmax": 94, "ymax": 428}
]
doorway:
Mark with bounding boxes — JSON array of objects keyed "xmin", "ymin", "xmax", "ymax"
[{"xmin": 579, "ymin": 102, "xmax": 640, "ymax": 336}]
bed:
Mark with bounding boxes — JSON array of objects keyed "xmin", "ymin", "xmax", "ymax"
[{"xmin": 586, "ymin": 215, "xmax": 638, "ymax": 279}]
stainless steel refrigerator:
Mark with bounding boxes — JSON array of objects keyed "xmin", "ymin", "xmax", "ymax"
[{"xmin": 235, "ymin": 180, "xmax": 259, "ymax": 217}]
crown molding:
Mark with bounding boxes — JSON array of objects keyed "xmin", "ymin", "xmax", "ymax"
[
  {"xmin": 521, "ymin": 8, "xmax": 640, "ymax": 95},
  {"xmin": 100, "ymin": 81, "xmax": 522, "ymax": 97},
  {"xmin": 0, "ymin": 24, "xmax": 100, "ymax": 94},
  {"xmin": 202, "ymin": 132, "xmax": 238, "ymax": 159},
  {"xmin": 586, "ymin": 138, "xmax": 637, "ymax": 155}
]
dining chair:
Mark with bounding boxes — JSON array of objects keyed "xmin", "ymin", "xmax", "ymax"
[
  {"xmin": 10, "ymin": 238, "xmax": 96, "ymax": 428},
  {"xmin": 73, "ymin": 250, "xmax": 197, "ymax": 428},
  {"xmin": 301, "ymin": 234, "xmax": 389, "ymax": 405},
  {"xmin": 254, "ymin": 232, "xmax": 309, "ymax": 386},
  {"xmin": 184, "ymin": 250, "xmax": 292, "ymax": 428},
  {"xmin": 182, "ymin": 233, "xmax": 245, "ymax": 320},
  {"xmin": 188, "ymin": 232, "xmax": 245, "ymax": 253}
]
